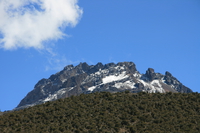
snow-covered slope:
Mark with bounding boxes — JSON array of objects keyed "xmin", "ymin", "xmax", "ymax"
[{"xmin": 15, "ymin": 62, "xmax": 193, "ymax": 110}]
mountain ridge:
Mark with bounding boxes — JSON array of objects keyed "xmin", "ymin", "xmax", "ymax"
[{"xmin": 15, "ymin": 61, "xmax": 192, "ymax": 110}]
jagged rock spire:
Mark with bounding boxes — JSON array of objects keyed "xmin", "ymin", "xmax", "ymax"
[{"xmin": 145, "ymin": 68, "xmax": 156, "ymax": 81}]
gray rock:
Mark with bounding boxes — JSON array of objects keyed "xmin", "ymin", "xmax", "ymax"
[{"xmin": 15, "ymin": 61, "xmax": 193, "ymax": 110}]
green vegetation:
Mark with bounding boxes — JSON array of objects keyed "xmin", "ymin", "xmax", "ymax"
[{"xmin": 0, "ymin": 92, "xmax": 200, "ymax": 133}]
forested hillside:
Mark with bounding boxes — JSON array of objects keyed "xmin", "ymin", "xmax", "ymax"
[{"xmin": 1, "ymin": 92, "xmax": 200, "ymax": 133}]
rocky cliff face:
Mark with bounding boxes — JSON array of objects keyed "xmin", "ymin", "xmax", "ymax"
[{"xmin": 15, "ymin": 62, "xmax": 192, "ymax": 110}]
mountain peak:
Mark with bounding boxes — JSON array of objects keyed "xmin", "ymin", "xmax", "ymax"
[
  {"xmin": 165, "ymin": 71, "xmax": 172, "ymax": 77},
  {"xmin": 15, "ymin": 61, "xmax": 193, "ymax": 110},
  {"xmin": 64, "ymin": 64, "xmax": 74, "ymax": 71},
  {"xmin": 145, "ymin": 68, "xmax": 156, "ymax": 81}
]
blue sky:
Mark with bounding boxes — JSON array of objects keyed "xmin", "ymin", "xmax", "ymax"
[{"xmin": 0, "ymin": 0, "xmax": 199, "ymax": 111}]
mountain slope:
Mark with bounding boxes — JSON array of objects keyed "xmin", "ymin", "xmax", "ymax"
[
  {"xmin": 1, "ymin": 92, "xmax": 200, "ymax": 133},
  {"xmin": 16, "ymin": 62, "xmax": 192, "ymax": 110}
]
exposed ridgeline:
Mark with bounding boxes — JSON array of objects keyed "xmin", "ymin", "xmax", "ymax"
[{"xmin": 16, "ymin": 62, "xmax": 192, "ymax": 110}]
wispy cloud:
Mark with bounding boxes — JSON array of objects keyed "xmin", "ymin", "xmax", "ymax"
[
  {"xmin": 43, "ymin": 47, "xmax": 80, "ymax": 71},
  {"xmin": 0, "ymin": 0, "xmax": 83, "ymax": 50},
  {"xmin": 45, "ymin": 55, "xmax": 73, "ymax": 71}
]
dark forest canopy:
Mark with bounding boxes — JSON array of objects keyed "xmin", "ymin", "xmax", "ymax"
[{"xmin": 0, "ymin": 92, "xmax": 200, "ymax": 133}]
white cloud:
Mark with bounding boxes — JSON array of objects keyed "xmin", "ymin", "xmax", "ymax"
[{"xmin": 0, "ymin": 0, "xmax": 82, "ymax": 50}]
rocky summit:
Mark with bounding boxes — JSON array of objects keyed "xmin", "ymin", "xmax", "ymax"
[{"xmin": 15, "ymin": 62, "xmax": 192, "ymax": 110}]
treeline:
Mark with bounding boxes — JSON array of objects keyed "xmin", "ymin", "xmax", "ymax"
[{"xmin": 0, "ymin": 92, "xmax": 200, "ymax": 133}]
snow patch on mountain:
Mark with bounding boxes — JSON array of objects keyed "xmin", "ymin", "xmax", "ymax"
[
  {"xmin": 138, "ymin": 79, "xmax": 165, "ymax": 93},
  {"xmin": 113, "ymin": 80, "xmax": 136, "ymax": 89},
  {"xmin": 44, "ymin": 88, "xmax": 68, "ymax": 102},
  {"xmin": 133, "ymin": 71, "xmax": 141, "ymax": 78},
  {"xmin": 102, "ymin": 71, "xmax": 128, "ymax": 84},
  {"xmin": 87, "ymin": 71, "xmax": 129, "ymax": 91},
  {"xmin": 88, "ymin": 86, "xmax": 96, "ymax": 91},
  {"xmin": 41, "ymin": 87, "xmax": 45, "ymax": 95},
  {"xmin": 161, "ymin": 77, "xmax": 166, "ymax": 83},
  {"xmin": 61, "ymin": 79, "xmax": 67, "ymax": 83}
]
